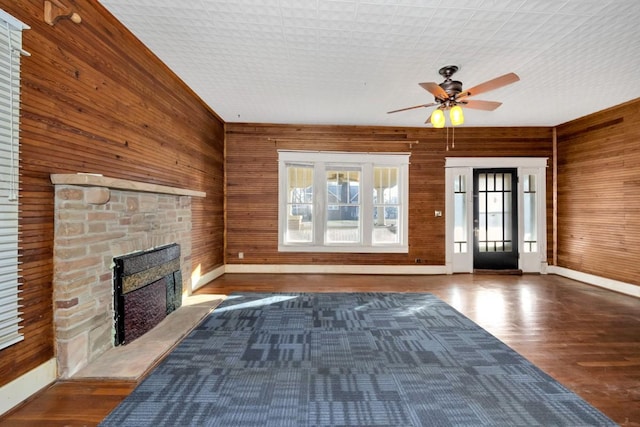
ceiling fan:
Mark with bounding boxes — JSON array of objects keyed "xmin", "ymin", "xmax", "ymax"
[{"xmin": 388, "ymin": 65, "xmax": 520, "ymax": 127}]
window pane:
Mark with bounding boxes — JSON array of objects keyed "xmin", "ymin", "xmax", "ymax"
[
  {"xmin": 478, "ymin": 173, "xmax": 512, "ymax": 253},
  {"xmin": 373, "ymin": 207, "xmax": 399, "ymax": 243},
  {"xmin": 286, "ymin": 165, "xmax": 313, "ymax": 243},
  {"xmin": 326, "ymin": 168, "xmax": 361, "ymax": 243},
  {"xmin": 373, "ymin": 167, "xmax": 400, "ymax": 244},
  {"xmin": 454, "ymin": 174, "xmax": 467, "ymax": 253},
  {"xmin": 523, "ymin": 174, "xmax": 537, "ymax": 253},
  {"xmin": 487, "ymin": 193, "xmax": 504, "ymax": 242},
  {"xmin": 454, "ymin": 175, "xmax": 465, "ymax": 192}
]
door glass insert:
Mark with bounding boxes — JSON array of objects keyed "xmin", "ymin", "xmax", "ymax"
[{"xmin": 477, "ymin": 172, "xmax": 513, "ymax": 252}]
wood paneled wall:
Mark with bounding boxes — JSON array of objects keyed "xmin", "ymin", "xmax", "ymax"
[
  {"xmin": 225, "ymin": 123, "xmax": 553, "ymax": 266},
  {"xmin": 0, "ymin": 1, "xmax": 224, "ymax": 387},
  {"xmin": 556, "ymin": 98, "xmax": 640, "ymax": 286}
]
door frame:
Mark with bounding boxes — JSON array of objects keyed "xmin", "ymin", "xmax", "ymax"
[{"xmin": 445, "ymin": 157, "xmax": 548, "ymax": 274}]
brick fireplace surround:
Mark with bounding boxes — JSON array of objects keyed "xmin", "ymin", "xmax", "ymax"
[{"xmin": 50, "ymin": 174, "xmax": 205, "ymax": 378}]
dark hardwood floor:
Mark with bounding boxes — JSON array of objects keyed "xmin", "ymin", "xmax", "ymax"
[{"xmin": 1, "ymin": 273, "xmax": 639, "ymax": 426}]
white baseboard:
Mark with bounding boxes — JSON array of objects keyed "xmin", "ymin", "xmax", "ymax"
[
  {"xmin": 195, "ymin": 265, "xmax": 639, "ymax": 298},
  {"xmin": 224, "ymin": 264, "xmax": 447, "ymax": 275},
  {"xmin": 191, "ymin": 265, "xmax": 225, "ymax": 292},
  {"xmin": 548, "ymin": 266, "xmax": 640, "ymax": 298},
  {"xmin": 0, "ymin": 358, "xmax": 56, "ymax": 416}
]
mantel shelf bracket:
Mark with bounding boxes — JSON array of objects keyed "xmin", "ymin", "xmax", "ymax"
[{"xmin": 44, "ymin": 0, "xmax": 82, "ymax": 26}]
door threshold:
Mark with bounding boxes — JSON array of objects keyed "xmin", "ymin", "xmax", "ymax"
[{"xmin": 473, "ymin": 269, "xmax": 523, "ymax": 275}]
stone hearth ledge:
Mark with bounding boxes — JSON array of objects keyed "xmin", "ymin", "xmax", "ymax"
[
  {"xmin": 50, "ymin": 174, "xmax": 206, "ymax": 198},
  {"xmin": 73, "ymin": 293, "xmax": 225, "ymax": 380}
]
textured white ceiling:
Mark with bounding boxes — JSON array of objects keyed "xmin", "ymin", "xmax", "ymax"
[{"xmin": 99, "ymin": 0, "xmax": 640, "ymax": 127}]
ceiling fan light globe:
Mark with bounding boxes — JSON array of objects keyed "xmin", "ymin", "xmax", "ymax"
[
  {"xmin": 431, "ymin": 109, "xmax": 445, "ymax": 128},
  {"xmin": 450, "ymin": 105, "xmax": 464, "ymax": 126}
]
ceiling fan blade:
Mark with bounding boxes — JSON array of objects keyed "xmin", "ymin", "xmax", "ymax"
[
  {"xmin": 387, "ymin": 102, "xmax": 437, "ymax": 114},
  {"xmin": 457, "ymin": 72, "xmax": 519, "ymax": 99},
  {"xmin": 419, "ymin": 82, "xmax": 448, "ymax": 100},
  {"xmin": 460, "ymin": 100, "xmax": 502, "ymax": 111}
]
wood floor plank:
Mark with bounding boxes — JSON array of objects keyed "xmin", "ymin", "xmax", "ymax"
[
  {"xmin": 0, "ymin": 380, "xmax": 137, "ymax": 426},
  {"xmin": 1, "ymin": 273, "xmax": 639, "ymax": 426}
]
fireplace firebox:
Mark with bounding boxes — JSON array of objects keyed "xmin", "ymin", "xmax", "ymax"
[{"xmin": 113, "ymin": 243, "xmax": 182, "ymax": 345}]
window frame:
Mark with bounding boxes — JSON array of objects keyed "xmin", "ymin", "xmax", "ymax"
[{"xmin": 278, "ymin": 150, "xmax": 409, "ymax": 253}]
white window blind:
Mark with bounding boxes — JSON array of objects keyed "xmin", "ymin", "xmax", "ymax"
[{"xmin": 0, "ymin": 10, "xmax": 29, "ymax": 351}]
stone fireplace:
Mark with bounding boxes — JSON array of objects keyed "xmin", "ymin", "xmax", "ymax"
[{"xmin": 51, "ymin": 174, "xmax": 205, "ymax": 378}]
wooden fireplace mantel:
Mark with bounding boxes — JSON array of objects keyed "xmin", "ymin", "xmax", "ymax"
[{"xmin": 50, "ymin": 174, "xmax": 206, "ymax": 198}]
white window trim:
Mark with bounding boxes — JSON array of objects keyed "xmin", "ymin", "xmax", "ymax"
[
  {"xmin": 0, "ymin": 9, "xmax": 29, "ymax": 351},
  {"xmin": 278, "ymin": 150, "xmax": 410, "ymax": 253}
]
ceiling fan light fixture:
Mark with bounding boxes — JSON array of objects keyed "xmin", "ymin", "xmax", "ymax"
[
  {"xmin": 388, "ymin": 66, "xmax": 519, "ymax": 127},
  {"xmin": 431, "ymin": 109, "xmax": 445, "ymax": 128},
  {"xmin": 450, "ymin": 105, "xmax": 464, "ymax": 126}
]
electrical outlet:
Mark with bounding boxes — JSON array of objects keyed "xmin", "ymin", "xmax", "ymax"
[
  {"xmin": 415, "ymin": 258, "xmax": 422, "ymax": 264},
  {"xmin": 238, "ymin": 252, "xmax": 244, "ymax": 259},
  {"xmin": 434, "ymin": 210, "xmax": 442, "ymax": 217}
]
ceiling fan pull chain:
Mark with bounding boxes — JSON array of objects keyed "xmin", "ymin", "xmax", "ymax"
[
  {"xmin": 446, "ymin": 126, "xmax": 449, "ymax": 151},
  {"xmin": 452, "ymin": 126, "xmax": 455, "ymax": 149}
]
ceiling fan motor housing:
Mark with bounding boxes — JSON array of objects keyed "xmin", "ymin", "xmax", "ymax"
[
  {"xmin": 438, "ymin": 65, "xmax": 463, "ymax": 99},
  {"xmin": 439, "ymin": 80, "xmax": 463, "ymax": 97}
]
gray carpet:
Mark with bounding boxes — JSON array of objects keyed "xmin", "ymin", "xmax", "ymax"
[{"xmin": 100, "ymin": 292, "xmax": 615, "ymax": 426}]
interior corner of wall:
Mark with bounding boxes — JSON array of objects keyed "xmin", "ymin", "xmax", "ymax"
[
  {"xmin": 540, "ymin": 261, "xmax": 549, "ymax": 274},
  {"xmin": 191, "ymin": 265, "xmax": 225, "ymax": 293}
]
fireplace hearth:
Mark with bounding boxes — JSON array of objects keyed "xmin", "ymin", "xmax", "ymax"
[{"xmin": 113, "ymin": 244, "xmax": 182, "ymax": 345}]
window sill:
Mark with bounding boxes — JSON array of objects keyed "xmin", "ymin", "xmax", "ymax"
[{"xmin": 278, "ymin": 245, "xmax": 408, "ymax": 253}]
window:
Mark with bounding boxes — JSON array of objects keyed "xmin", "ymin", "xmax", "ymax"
[
  {"xmin": 278, "ymin": 151, "xmax": 409, "ymax": 253},
  {"xmin": 0, "ymin": 10, "xmax": 28, "ymax": 351},
  {"xmin": 453, "ymin": 174, "xmax": 467, "ymax": 253},
  {"xmin": 523, "ymin": 174, "xmax": 537, "ymax": 252}
]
